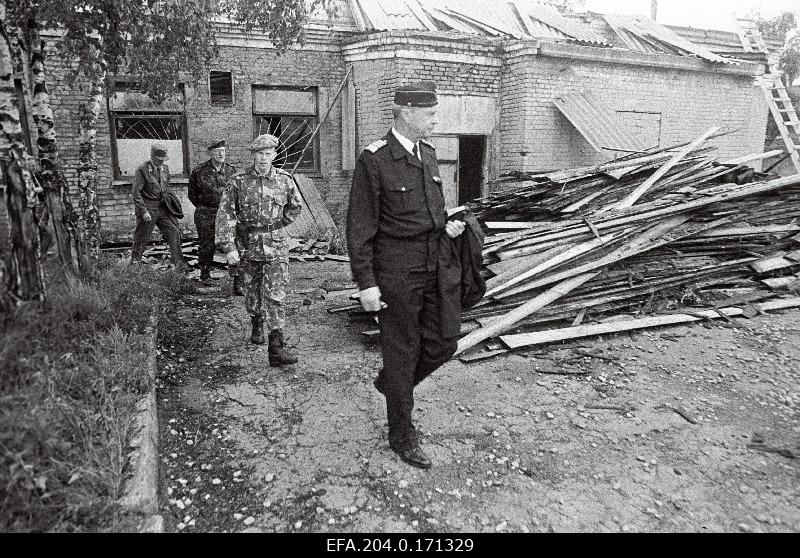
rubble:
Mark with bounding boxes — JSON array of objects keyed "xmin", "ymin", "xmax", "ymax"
[{"xmin": 334, "ymin": 136, "xmax": 800, "ymax": 359}]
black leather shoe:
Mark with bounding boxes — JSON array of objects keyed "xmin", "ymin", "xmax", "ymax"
[{"xmin": 391, "ymin": 444, "xmax": 431, "ymax": 469}]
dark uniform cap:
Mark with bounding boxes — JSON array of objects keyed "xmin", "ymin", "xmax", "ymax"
[
  {"xmin": 207, "ymin": 139, "xmax": 226, "ymax": 150},
  {"xmin": 151, "ymin": 143, "xmax": 168, "ymax": 158},
  {"xmin": 248, "ymin": 134, "xmax": 280, "ymax": 152},
  {"xmin": 394, "ymin": 81, "xmax": 438, "ymax": 107}
]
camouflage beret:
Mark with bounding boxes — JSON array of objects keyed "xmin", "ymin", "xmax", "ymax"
[{"xmin": 248, "ymin": 134, "xmax": 280, "ymax": 152}]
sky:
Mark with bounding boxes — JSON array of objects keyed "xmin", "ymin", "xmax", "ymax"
[{"xmin": 583, "ymin": 0, "xmax": 800, "ymax": 32}]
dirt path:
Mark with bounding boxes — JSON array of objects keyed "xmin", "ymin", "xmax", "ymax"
[{"xmin": 155, "ymin": 261, "xmax": 800, "ymax": 533}]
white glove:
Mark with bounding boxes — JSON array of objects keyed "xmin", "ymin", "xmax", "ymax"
[
  {"xmin": 445, "ymin": 219, "xmax": 465, "ymax": 238},
  {"xmin": 226, "ymin": 249, "xmax": 240, "ymax": 266},
  {"xmin": 359, "ymin": 286, "xmax": 386, "ymax": 312}
]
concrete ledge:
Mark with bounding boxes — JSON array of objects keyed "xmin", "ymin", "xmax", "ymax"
[
  {"xmin": 118, "ymin": 312, "xmax": 162, "ymax": 532},
  {"xmin": 505, "ymin": 39, "xmax": 765, "ymax": 77}
]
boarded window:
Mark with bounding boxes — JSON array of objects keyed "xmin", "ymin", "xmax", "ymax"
[
  {"xmin": 109, "ymin": 84, "xmax": 188, "ymax": 178},
  {"xmin": 252, "ymin": 87, "xmax": 319, "ymax": 173},
  {"xmin": 210, "ymin": 71, "xmax": 233, "ymax": 105}
]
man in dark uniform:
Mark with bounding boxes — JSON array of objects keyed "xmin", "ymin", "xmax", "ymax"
[
  {"xmin": 346, "ymin": 82, "xmax": 466, "ymax": 469},
  {"xmin": 188, "ymin": 139, "xmax": 238, "ymax": 287},
  {"xmin": 131, "ymin": 143, "xmax": 188, "ymax": 271}
]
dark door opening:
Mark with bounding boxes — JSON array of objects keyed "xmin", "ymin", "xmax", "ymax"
[{"xmin": 458, "ymin": 135, "xmax": 485, "ymax": 204}]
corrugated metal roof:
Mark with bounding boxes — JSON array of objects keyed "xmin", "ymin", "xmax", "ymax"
[
  {"xmin": 350, "ymin": 0, "xmax": 611, "ymax": 45},
  {"xmin": 553, "ymin": 90, "xmax": 647, "ymax": 153},
  {"xmin": 604, "ymin": 14, "xmax": 738, "ymax": 64}
]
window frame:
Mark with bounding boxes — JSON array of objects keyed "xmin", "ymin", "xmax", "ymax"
[
  {"xmin": 108, "ymin": 82, "xmax": 190, "ymax": 181},
  {"xmin": 251, "ymin": 85, "xmax": 320, "ymax": 175},
  {"xmin": 209, "ymin": 70, "xmax": 234, "ymax": 106}
]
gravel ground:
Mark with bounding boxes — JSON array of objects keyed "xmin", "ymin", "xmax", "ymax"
[{"xmin": 155, "ymin": 261, "xmax": 800, "ymax": 533}]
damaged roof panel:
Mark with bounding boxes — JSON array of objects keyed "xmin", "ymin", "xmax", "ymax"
[
  {"xmin": 350, "ymin": 0, "xmax": 611, "ymax": 44},
  {"xmin": 603, "ymin": 14, "xmax": 738, "ymax": 64},
  {"xmin": 553, "ymin": 90, "xmax": 647, "ymax": 153}
]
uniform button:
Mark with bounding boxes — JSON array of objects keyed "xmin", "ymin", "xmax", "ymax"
[{"xmin": 401, "ymin": 187, "xmax": 406, "ymax": 191}]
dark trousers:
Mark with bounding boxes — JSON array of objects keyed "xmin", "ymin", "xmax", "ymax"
[
  {"xmin": 193, "ymin": 206, "xmax": 218, "ymax": 270},
  {"xmin": 131, "ymin": 200, "xmax": 186, "ymax": 268},
  {"xmin": 376, "ymin": 269, "xmax": 457, "ymax": 448}
]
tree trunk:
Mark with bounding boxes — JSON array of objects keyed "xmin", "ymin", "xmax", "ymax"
[
  {"xmin": 1, "ymin": 0, "xmax": 45, "ymax": 302},
  {"xmin": 28, "ymin": 26, "xmax": 81, "ymax": 273},
  {"xmin": 77, "ymin": 34, "xmax": 104, "ymax": 262}
]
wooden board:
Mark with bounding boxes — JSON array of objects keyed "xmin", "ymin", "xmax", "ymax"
[
  {"xmin": 499, "ymin": 296, "xmax": 800, "ymax": 349},
  {"xmin": 292, "ymin": 173, "xmax": 336, "ymax": 230},
  {"xmin": 750, "ymin": 253, "xmax": 796, "ymax": 273}
]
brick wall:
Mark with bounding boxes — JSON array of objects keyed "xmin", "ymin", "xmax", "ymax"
[
  {"xmin": 500, "ymin": 42, "xmax": 768, "ymax": 174},
  {"xmin": 39, "ymin": 38, "xmax": 349, "ymax": 242}
]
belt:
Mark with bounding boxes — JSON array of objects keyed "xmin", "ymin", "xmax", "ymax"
[{"xmin": 196, "ymin": 205, "xmax": 219, "ymax": 210}]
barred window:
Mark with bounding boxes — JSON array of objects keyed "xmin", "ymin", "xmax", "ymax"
[
  {"xmin": 252, "ymin": 87, "xmax": 319, "ymax": 173},
  {"xmin": 108, "ymin": 84, "xmax": 188, "ymax": 179}
]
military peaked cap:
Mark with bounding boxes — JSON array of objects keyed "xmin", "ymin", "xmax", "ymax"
[
  {"xmin": 151, "ymin": 143, "xmax": 169, "ymax": 158},
  {"xmin": 248, "ymin": 134, "xmax": 280, "ymax": 152},
  {"xmin": 394, "ymin": 81, "xmax": 438, "ymax": 107},
  {"xmin": 207, "ymin": 139, "xmax": 226, "ymax": 150}
]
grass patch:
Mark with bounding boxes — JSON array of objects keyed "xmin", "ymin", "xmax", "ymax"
[{"xmin": 0, "ymin": 255, "xmax": 194, "ymax": 531}]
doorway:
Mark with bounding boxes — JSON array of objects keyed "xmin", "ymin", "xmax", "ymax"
[
  {"xmin": 429, "ymin": 134, "xmax": 486, "ymax": 208},
  {"xmin": 458, "ymin": 136, "xmax": 485, "ymax": 205}
]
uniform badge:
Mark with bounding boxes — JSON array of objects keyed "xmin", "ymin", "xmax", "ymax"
[{"xmin": 433, "ymin": 176, "xmax": 442, "ymax": 184}]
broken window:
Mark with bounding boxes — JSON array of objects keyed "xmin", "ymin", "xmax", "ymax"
[
  {"xmin": 210, "ymin": 71, "xmax": 233, "ymax": 105},
  {"xmin": 252, "ymin": 87, "xmax": 319, "ymax": 173},
  {"xmin": 109, "ymin": 83, "xmax": 188, "ymax": 179}
]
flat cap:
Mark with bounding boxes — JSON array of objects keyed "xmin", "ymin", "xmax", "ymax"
[
  {"xmin": 248, "ymin": 133, "xmax": 280, "ymax": 152},
  {"xmin": 207, "ymin": 139, "xmax": 226, "ymax": 150},
  {"xmin": 151, "ymin": 143, "xmax": 169, "ymax": 158},
  {"xmin": 394, "ymin": 81, "xmax": 438, "ymax": 107}
]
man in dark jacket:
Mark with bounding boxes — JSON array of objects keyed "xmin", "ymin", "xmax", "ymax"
[
  {"xmin": 188, "ymin": 139, "xmax": 238, "ymax": 287},
  {"xmin": 346, "ymin": 82, "xmax": 466, "ymax": 469},
  {"xmin": 130, "ymin": 143, "xmax": 187, "ymax": 271}
]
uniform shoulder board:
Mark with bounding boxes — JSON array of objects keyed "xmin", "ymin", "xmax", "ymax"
[
  {"xmin": 365, "ymin": 139, "xmax": 387, "ymax": 153},
  {"xmin": 275, "ymin": 168, "xmax": 291, "ymax": 176},
  {"xmin": 419, "ymin": 139, "xmax": 435, "ymax": 149}
]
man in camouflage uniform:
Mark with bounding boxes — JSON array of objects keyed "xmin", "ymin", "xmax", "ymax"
[
  {"xmin": 216, "ymin": 133, "xmax": 303, "ymax": 366},
  {"xmin": 131, "ymin": 143, "xmax": 188, "ymax": 271},
  {"xmin": 188, "ymin": 139, "xmax": 238, "ymax": 288}
]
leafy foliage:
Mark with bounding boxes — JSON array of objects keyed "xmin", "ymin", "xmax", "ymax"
[{"xmin": 20, "ymin": 0, "xmax": 336, "ymax": 102}]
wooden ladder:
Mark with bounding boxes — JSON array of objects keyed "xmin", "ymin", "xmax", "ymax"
[{"xmin": 735, "ymin": 16, "xmax": 800, "ymax": 173}]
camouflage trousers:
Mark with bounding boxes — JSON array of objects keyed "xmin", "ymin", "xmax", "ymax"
[
  {"xmin": 193, "ymin": 206, "xmax": 218, "ymax": 269},
  {"xmin": 241, "ymin": 256, "xmax": 289, "ymax": 331}
]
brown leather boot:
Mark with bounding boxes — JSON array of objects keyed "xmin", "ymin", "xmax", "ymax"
[
  {"xmin": 250, "ymin": 316, "xmax": 265, "ymax": 344},
  {"xmin": 268, "ymin": 329, "xmax": 298, "ymax": 366},
  {"xmin": 199, "ymin": 267, "xmax": 213, "ymax": 284}
]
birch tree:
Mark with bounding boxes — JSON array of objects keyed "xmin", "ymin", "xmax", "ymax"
[{"xmin": 1, "ymin": 0, "xmax": 45, "ymax": 303}]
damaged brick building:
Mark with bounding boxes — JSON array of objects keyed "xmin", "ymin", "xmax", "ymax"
[{"xmin": 3, "ymin": 0, "xmax": 777, "ymax": 243}]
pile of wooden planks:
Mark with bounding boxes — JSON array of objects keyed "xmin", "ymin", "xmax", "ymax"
[{"xmin": 334, "ymin": 133, "xmax": 800, "ymax": 358}]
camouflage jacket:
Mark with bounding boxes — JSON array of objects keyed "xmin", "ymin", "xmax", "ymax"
[
  {"xmin": 188, "ymin": 159, "xmax": 237, "ymax": 208},
  {"xmin": 216, "ymin": 166, "xmax": 303, "ymax": 261}
]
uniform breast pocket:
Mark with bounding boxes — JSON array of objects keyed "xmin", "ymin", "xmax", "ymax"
[
  {"xmin": 238, "ymin": 199, "xmax": 258, "ymax": 222},
  {"xmin": 270, "ymin": 192, "xmax": 287, "ymax": 220},
  {"xmin": 383, "ymin": 184, "xmax": 422, "ymax": 215}
]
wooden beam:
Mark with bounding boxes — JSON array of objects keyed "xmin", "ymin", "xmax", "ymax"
[
  {"xmin": 610, "ymin": 126, "xmax": 720, "ymax": 210},
  {"xmin": 454, "ymin": 272, "xmax": 598, "ymax": 356},
  {"xmin": 500, "ymin": 297, "xmax": 800, "ymax": 349}
]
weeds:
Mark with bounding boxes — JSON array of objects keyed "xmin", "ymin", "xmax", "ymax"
[{"xmin": 0, "ymin": 255, "xmax": 189, "ymax": 531}]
